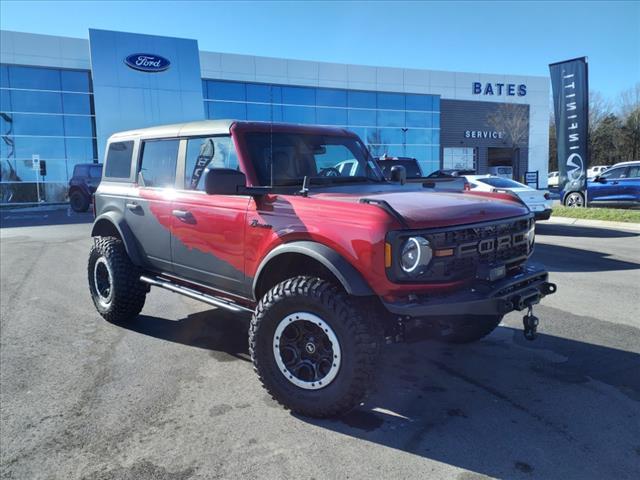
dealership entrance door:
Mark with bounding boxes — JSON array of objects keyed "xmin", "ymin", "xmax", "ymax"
[{"xmin": 488, "ymin": 147, "xmax": 517, "ymax": 179}]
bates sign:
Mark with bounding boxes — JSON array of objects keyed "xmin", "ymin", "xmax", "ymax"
[{"xmin": 124, "ymin": 54, "xmax": 171, "ymax": 72}]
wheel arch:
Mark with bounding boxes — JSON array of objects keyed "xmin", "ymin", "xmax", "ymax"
[
  {"xmin": 91, "ymin": 211, "xmax": 143, "ymax": 266},
  {"xmin": 253, "ymin": 241, "xmax": 374, "ymax": 301}
]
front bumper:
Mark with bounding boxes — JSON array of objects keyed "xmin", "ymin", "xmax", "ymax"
[{"xmin": 382, "ymin": 262, "xmax": 556, "ymax": 318}]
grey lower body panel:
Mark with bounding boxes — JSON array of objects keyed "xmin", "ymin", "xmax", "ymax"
[{"xmin": 382, "ymin": 263, "xmax": 556, "ymax": 318}]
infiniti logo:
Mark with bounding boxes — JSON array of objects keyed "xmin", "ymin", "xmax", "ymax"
[
  {"xmin": 566, "ymin": 153, "xmax": 584, "ymax": 181},
  {"xmin": 124, "ymin": 53, "xmax": 171, "ymax": 72}
]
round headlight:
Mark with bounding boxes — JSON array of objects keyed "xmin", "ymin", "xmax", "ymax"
[{"xmin": 400, "ymin": 236, "xmax": 432, "ymax": 274}]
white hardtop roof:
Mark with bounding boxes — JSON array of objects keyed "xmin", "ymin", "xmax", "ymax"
[{"xmin": 108, "ymin": 119, "xmax": 235, "ymax": 141}]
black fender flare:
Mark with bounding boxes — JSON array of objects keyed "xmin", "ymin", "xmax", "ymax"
[
  {"xmin": 253, "ymin": 241, "xmax": 374, "ymax": 298},
  {"xmin": 91, "ymin": 211, "xmax": 143, "ymax": 266}
]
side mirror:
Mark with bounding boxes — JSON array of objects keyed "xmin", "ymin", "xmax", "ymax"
[
  {"xmin": 204, "ymin": 168, "xmax": 246, "ymax": 195},
  {"xmin": 389, "ymin": 165, "xmax": 407, "ymax": 185}
]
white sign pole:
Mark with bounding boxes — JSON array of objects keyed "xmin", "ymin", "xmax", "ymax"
[{"xmin": 32, "ymin": 154, "xmax": 41, "ymax": 203}]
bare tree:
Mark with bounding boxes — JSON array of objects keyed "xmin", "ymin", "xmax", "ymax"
[
  {"xmin": 589, "ymin": 91, "xmax": 612, "ymax": 135},
  {"xmin": 618, "ymin": 83, "xmax": 640, "ymax": 160},
  {"xmin": 486, "ymin": 103, "xmax": 529, "ymax": 179}
]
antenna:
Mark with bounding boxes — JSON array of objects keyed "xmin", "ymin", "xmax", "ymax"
[{"xmin": 299, "ymin": 175, "xmax": 310, "ymax": 197}]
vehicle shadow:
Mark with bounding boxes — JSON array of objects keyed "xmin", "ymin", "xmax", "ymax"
[
  {"xmin": 119, "ymin": 308, "xmax": 640, "ymax": 479},
  {"xmin": 531, "ymin": 243, "xmax": 640, "ymax": 272},
  {"xmin": 536, "ymin": 222, "xmax": 639, "ymax": 239}
]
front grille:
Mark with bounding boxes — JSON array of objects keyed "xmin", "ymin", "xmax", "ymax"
[{"xmin": 394, "ymin": 215, "xmax": 533, "ymax": 282}]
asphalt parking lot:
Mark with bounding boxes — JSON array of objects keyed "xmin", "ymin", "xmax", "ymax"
[{"xmin": 1, "ymin": 212, "xmax": 639, "ymax": 480}]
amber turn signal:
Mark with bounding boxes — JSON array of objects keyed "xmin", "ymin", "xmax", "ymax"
[
  {"xmin": 434, "ymin": 248, "xmax": 454, "ymax": 257},
  {"xmin": 385, "ymin": 242, "xmax": 392, "ymax": 268}
]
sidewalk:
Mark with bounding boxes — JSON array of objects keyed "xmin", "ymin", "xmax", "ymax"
[{"xmin": 547, "ymin": 215, "xmax": 640, "ymax": 233}]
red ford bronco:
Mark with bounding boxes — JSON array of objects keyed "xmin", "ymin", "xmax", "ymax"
[{"xmin": 89, "ymin": 120, "xmax": 556, "ymax": 417}]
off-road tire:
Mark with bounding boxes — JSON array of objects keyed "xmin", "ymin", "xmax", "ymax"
[
  {"xmin": 438, "ymin": 315, "xmax": 503, "ymax": 344},
  {"xmin": 88, "ymin": 236, "xmax": 148, "ymax": 323},
  {"xmin": 249, "ymin": 276, "xmax": 382, "ymax": 418},
  {"xmin": 70, "ymin": 190, "xmax": 90, "ymax": 212}
]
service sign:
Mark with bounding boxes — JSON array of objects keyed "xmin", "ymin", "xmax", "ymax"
[{"xmin": 124, "ymin": 53, "xmax": 171, "ymax": 73}]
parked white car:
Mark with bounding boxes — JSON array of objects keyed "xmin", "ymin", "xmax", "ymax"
[
  {"xmin": 587, "ymin": 165, "xmax": 609, "ymax": 179},
  {"xmin": 465, "ymin": 175, "xmax": 553, "ymax": 220},
  {"xmin": 548, "ymin": 171, "xmax": 559, "ymax": 187}
]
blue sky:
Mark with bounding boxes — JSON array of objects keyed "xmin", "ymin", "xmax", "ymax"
[{"xmin": 1, "ymin": 1, "xmax": 638, "ymax": 102}]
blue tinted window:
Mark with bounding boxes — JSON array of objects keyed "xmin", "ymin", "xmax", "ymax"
[
  {"xmin": 0, "ymin": 65, "xmax": 8, "ymax": 88},
  {"xmin": 348, "ymin": 127, "xmax": 366, "ymax": 141},
  {"xmin": 62, "ymin": 93, "xmax": 92, "ymax": 114},
  {"xmin": 13, "ymin": 113, "xmax": 64, "ymax": 136},
  {"xmin": 405, "ymin": 129, "xmax": 432, "ymax": 144},
  {"xmin": 207, "ymin": 81, "xmax": 246, "ymax": 101},
  {"xmin": 316, "ymin": 107, "xmax": 347, "ymax": 126},
  {"xmin": 406, "ymin": 111, "xmax": 432, "ymax": 128},
  {"xmin": 348, "ymin": 91, "xmax": 376, "ymax": 109},
  {"xmin": 201, "ymin": 80, "xmax": 207, "ymax": 98},
  {"xmin": 207, "ymin": 101, "xmax": 247, "ymax": 120},
  {"xmin": 140, "ymin": 139, "xmax": 179, "ymax": 188},
  {"xmin": 432, "ymin": 146, "xmax": 440, "ymax": 161},
  {"xmin": 246, "ymin": 103, "xmax": 273, "ymax": 122},
  {"xmin": 405, "ymin": 145, "xmax": 428, "ymax": 163},
  {"xmin": 246, "ymin": 83, "xmax": 272, "ymax": 103},
  {"xmin": 40, "ymin": 159, "xmax": 68, "ymax": 181},
  {"xmin": 316, "ymin": 88, "xmax": 347, "ymax": 107},
  {"xmin": 10, "ymin": 90, "xmax": 62, "ymax": 113},
  {"xmin": 64, "ymin": 116, "xmax": 94, "ymax": 137},
  {"xmin": 432, "ymin": 96, "xmax": 440, "ymax": 112},
  {"xmin": 1, "ymin": 88, "xmax": 10, "ymax": 111},
  {"xmin": 282, "ymin": 105, "xmax": 315, "ymax": 124},
  {"xmin": 367, "ymin": 128, "xmax": 404, "ymax": 144},
  {"xmin": 282, "ymin": 86, "xmax": 315, "ymax": 105},
  {"xmin": 377, "ymin": 92, "xmax": 404, "ymax": 110},
  {"xmin": 14, "ymin": 136, "xmax": 66, "ymax": 159},
  {"xmin": 9, "ymin": 66, "xmax": 61, "ymax": 90},
  {"xmin": 406, "ymin": 94, "xmax": 432, "ymax": 111},
  {"xmin": 347, "ymin": 108, "xmax": 376, "ymax": 126},
  {"xmin": 66, "ymin": 138, "xmax": 97, "ymax": 160},
  {"xmin": 61, "ymin": 70, "xmax": 91, "ymax": 92},
  {"xmin": 433, "ymin": 113, "xmax": 440, "ymax": 128},
  {"xmin": 377, "ymin": 110, "xmax": 405, "ymax": 127}
]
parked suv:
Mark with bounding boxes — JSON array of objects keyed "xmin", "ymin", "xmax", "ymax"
[
  {"xmin": 563, "ymin": 161, "xmax": 640, "ymax": 208},
  {"xmin": 68, "ymin": 163, "xmax": 102, "ymax": 212},
  {"xmin": 89, "ymin": 120, "xmax": 556, "ymax": 417}
]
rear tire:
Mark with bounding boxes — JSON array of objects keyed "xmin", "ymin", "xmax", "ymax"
[
  {"xmin": 88, "ymin": 236, "xmax": 148, "ymax": 323},
  {"xmin": 249, "ymin": 276, "xmax": 382, "ymax": 418},
  {"xmin": 438, "ymin": 315, "xmax": 503, "ymax": 344},
  {"xmin": 70, "ymin": 191, "xmax": 90, "ymax": 212}
]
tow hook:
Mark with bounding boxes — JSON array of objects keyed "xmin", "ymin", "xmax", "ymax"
[{"xmin": 523, "ymin": 306, "xmax": 539, "ymax": 341}]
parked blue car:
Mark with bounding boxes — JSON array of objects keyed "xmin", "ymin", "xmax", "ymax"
[{"xmin": 563, "ymin": 161, "xmax": 640, "ymax": 208}]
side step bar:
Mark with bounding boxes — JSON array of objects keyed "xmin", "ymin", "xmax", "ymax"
[{"xmin": 140, "ymin": 275, "xmax": 253, "ymax": 314}]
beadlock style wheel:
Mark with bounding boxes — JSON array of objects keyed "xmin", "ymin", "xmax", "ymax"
[
  {"xmin": 273, "ymin": 312, "xmax": 341, "ymax": 390},
  {"xmin": 93, "ymin": 256, "xmax": 114, "ymax": 308}
]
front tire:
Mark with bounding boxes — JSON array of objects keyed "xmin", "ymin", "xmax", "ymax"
[
  {"xmin": 438, "ymin": 315, "xmax": 503, "ymax": 344},
  {"xmin": 88, "ymin": 236, "xmax": 148, "ymax": 323},
  {"xmin": 249, "ymin": 276, "xmax": 382, "ymax": 418},
  {"xmin": 563, "ymin": 191, "xmax": 585, "ymax": 207}
]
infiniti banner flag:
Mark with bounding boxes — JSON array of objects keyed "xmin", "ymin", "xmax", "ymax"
[{"xmin": 549, "ymin": 57, "xmax": 589, "ymax": 197}]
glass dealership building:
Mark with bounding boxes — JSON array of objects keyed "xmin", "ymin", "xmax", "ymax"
[{"xmin": 0, "ymin": 29, "xmax": 550, "ymax": 204}]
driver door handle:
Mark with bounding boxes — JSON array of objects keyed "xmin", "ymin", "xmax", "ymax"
[
  {"xmin": 172, "ymin": 209, "xmax": 194, "ymax": 221},
  {"xmin": 126, "ymin": 202, "xmax": 141, "ymax": 211}
]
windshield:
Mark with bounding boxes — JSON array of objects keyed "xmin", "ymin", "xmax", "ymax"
[
  {"xmin": 245, "ymin": 132, "xmax": 384, "ymax": 186},
  {"xmin": 477, "ymin": 177, "xmax": 527, "ymax": 189}
]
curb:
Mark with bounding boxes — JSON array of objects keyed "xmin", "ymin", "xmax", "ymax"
[{"xmin": 546, "ymin": 216, "xmax": 640, "ymax": 233}]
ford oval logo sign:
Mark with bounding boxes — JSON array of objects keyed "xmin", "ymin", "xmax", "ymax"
[{"xmin": 124, "ymin": 53, "xmax": 170, "ymax": 73}]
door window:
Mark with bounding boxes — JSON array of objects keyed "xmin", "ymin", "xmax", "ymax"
[
  {"xmin": 600, "ymin": 167, "xmax": 627, "ymax": 179},
  {"xmin": 104, "ymin": 141, "xmax": 133, "ymax": 179},
  {"xmin": 183, "ymin": 136, "xmax": 239, "ymax": 190},
  {"xmin": 139, "ymin": 139, "xmax": 179, "ymax": 188},
  {"xmin": 626, "ymin": 165, "xmax": 640, "ymax": 178}
]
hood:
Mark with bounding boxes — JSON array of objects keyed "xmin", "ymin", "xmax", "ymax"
[{"xmin": 312, "ymin": 188, "xmax": 530, "ymax": 229}]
